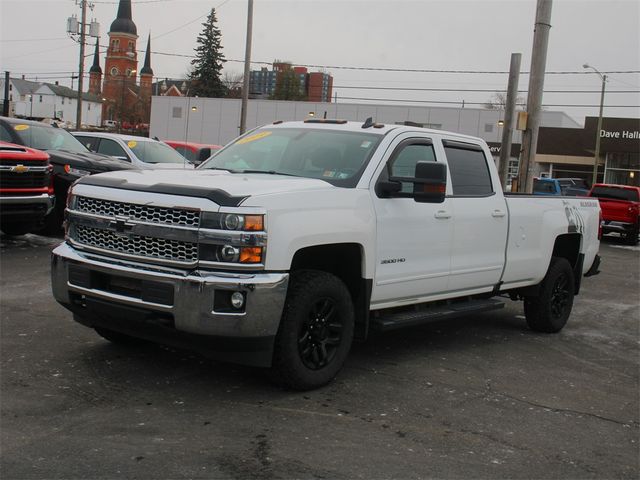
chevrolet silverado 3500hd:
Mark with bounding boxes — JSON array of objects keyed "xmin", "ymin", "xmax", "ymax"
[{"xmin": 51, "ymin": 120, "xmax": 601, "ymax": 390}]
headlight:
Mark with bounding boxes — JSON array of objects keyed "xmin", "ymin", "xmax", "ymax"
[
  {"xmin": 201, "ymin": 212, "xmax": 264, "ymax": 231},
  {"xmin": 64, "ymin": 164, "xmax": 91, "ymax": 177}
]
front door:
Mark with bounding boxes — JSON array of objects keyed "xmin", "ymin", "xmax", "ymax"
[{"xmin": 370, "ymin": 134, "xmax": 453, "ymax": 308}]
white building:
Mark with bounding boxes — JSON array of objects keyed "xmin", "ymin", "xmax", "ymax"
[
  {"xmin": 1, "ymin": 78, "xmax": 103, "ymax": 127},
  {"xmin": 150, "ymin": 96, "xmax": 579, "ymax": 147}
]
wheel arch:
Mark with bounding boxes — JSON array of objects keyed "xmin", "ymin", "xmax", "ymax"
[
  {"xmin": 551, "ymin": 233, "xmax": 584, "ymax": 294},
  {"xmin": 290, "ymin": 243, "xmax": 371, "ymax": 341}
]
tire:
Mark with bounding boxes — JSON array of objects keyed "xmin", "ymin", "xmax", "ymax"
[
  {"xmin": 270, "ymin": 270, "xmax": 355, "ymax": 391},
  {"xmin": 95, "ymin": 327, "xmax": 147, "ymax": 346},
  {"xmin": 622, "ymin": 229, "xmax": 639, "ymax": 246},
  {"xmin": 524, "ymin": 257, "xmax": 575, "ymax": 333}
]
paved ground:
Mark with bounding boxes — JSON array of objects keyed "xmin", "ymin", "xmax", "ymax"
[{"xmin": 1, "ymin": 233, "xmax": 638, "ymax": 479}]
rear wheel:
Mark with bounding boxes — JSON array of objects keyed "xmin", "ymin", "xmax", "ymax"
[
  {"xmin": 622, "ymin": 229, "xmax": 639, "ymax": 246},
  {"xmin": 524, "ymin": 257, "xmax": 575, "ymax": 333},
  {"xmin": 270, "ymin": 270, "xmax": 354, "ymax": 391}
]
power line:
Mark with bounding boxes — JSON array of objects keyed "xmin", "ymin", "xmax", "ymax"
[{"xmin": 336, "ymin": 96, "xmax": 640, "ymax": 108}]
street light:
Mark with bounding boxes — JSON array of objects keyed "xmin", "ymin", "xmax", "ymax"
[{"xmin": 583, "ymin": 63, "xmax": 607, "ymax": 185}]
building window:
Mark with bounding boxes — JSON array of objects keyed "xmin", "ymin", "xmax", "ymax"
[
  {"xmin": 61, "ymin": 97, "xmax": 64, "ymax": 105},
  {"xmin": 485, "ymin": 123, "xmax": 494, "ymax": 133},
  {"xmin": 9, "ymin": 94, "xmax": 12, "ymax": 101},
  {"xmin": 88, "ymin": 103, "xmax": 91, "ymax": 111},
  {"xmin": 112, "ymin": 39, "xmax": 120, "ymax": 50},
  {"xmin": 172, "ymin": 107, "xmax": 182, "ymax": 118},
  {"xmin": 9, "ymin": 84, "xmax": 12, "ymax": 91},
  {"xmin": 110, "ymin": 67, "xmax": 119, "ymax": 76},
  {"xmin": 39, "ymin": 95, "xmax": 43, "ymax": 103},
  {"xmin": 128, "ymin": 41, "xmax": 134, "ymax": 52}
]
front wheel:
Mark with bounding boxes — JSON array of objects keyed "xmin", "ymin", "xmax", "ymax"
[
  {"xmin": 524, "ymin": 257, "xmax": 575, "ymax": 333},
  {"xmin": 270, "ymin": 270, "xmax": 355, "ymax": 391}
]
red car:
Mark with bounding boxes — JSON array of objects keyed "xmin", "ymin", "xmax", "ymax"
[
  {"xmin": 588, "ymin": 183, "xmax": 640, "ymax": 245},
  {"xmin": 0, "ymin": 142, "xmax": 54, "ymax": 235},
  {"xmin": 164, "ymin": 140, "xmax": 221, "ymax": 165}
]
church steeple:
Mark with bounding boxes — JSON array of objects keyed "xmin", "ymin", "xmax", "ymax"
[
  {"xmin": 89, "ymin": 39, "xmax": 102, "ymax": 74},
  {"xmin": 140, "ymin": 34, "xmax": 153, "ymax": 76},
  {"xmin": 109, "ymin": 0, "xmax": 137, "ymax": 35},
  {"xmin": 89, "ymin": 39, "xmax": 102, "ymax": 95}
]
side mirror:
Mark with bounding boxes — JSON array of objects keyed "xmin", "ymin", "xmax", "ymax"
[{"xmin": 412, "ymin": 162, "xmax": 447, "ymax": 203}]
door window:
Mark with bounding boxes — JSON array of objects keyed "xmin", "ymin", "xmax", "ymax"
[
  {"xmin": 77, "ymin": 136, "xmax": 98, "ymax": 152},
  {"xmin": 383, "ymin": 141, "xmax": 436, "ymax": 193},
  {"xmin": 444, "ymin": 141, "xmax": 493, "ymax": 196},
  {"xmin": 97, "ymin": 139, "xmax": 128, "ymax": 160}
]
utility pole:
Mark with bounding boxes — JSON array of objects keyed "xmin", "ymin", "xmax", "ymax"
[
  {"xmin": 3, "ymin": 71, "xmax": 10, "ymax": 117},
  {"xmin": 67, "ymin": 1, "xmax": 99, "ymax": 130},
  {"xmin": 76, "ymin": 0, "xmax": 88, "ymax": 130},
  {"xmin": 498, "ymin": 53, "xmax": 522, "ymax": 188},
  {"xmin": 518, "ymin": 0, "xmax": 553, "ymax": 192},
  {"xmin": 239, "ymin": 0, "xmax": 253, "ymax": 135}
]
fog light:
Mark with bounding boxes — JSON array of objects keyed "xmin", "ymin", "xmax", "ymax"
[
  {"xmin": 219, "ymin": 245, "xmax": 240, "ymax": 262},
  {"xmin": 231, "ymin": 291, "xmax": 245, "ymax": 309}
]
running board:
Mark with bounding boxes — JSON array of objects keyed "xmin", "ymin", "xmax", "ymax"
[{"xmin": 371, "ymin": 298, "xmax": 505, "ymax": 332}]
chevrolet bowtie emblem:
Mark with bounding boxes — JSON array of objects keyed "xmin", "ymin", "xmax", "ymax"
[
  {"xmin": 10, "ymin": 164, "xmax": 30, "ymax": 174},
  {"xmin": 110, "ymin": 215, "xmax": 135, "ymax": 235}
]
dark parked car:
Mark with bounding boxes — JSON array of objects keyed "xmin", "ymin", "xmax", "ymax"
[{"xmin": 0, "ymin": 117, "xmax": 136, "ymax": 233}]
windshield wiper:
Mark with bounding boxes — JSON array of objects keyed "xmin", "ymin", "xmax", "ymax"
[{"xmin": 232, "ymin": 169, "xmax": 299, "ymax": 177}]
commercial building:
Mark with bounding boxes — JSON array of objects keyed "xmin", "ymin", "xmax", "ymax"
[{"xmin": 249, "ymin": 63, "xmax": 333, "ymax": 102}]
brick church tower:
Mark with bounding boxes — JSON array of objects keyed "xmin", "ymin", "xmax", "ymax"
[
  {"xmin": 139, "ymin": 34, "xmax": 153, "ymax": 100},
  {"xmin": 102, "ymin": 0, "xmax": 138, "ymax": 121}
]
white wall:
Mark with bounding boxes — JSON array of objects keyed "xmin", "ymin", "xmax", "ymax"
[{"xmin": 150, "ymin": 96, "xmax": 580, "ymax": 147}]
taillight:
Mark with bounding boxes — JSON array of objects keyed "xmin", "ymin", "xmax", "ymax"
[{"xmin": 598, "ymin": 209, "xmax": 603, "ymax": 240}]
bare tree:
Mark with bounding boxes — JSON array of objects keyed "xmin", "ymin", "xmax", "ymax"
[
  {"xmin": 222, "ymin": 71, "xmax": 243, "ymax": 98},
  {"xmin": 484, "ymin": 92, "xmax": 525, "ymax": 110}
]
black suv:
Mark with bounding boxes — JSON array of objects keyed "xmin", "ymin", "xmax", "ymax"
[{"xmin": 0, "ymin": 117, "xmax": 136, "ymax": 233}]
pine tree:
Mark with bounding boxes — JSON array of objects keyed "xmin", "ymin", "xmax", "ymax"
[{"xmin": 189, "ymin": 8, "xmax": 227, "ymax": 98}]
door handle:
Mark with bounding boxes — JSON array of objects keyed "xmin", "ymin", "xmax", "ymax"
[
  {"xmin": 434, "ymin": 210, "xmax": 452, "ymax": 219},
  {"xmin": 492, "ymin": 210, "xmax": 506, "ymax": 218}
]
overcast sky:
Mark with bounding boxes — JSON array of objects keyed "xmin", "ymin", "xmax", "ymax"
[{"xmin": 1, "ymin": 0, "xmax": 639, "ymax": 124}]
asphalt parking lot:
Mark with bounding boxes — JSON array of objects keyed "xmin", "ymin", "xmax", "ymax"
[{"xmin": 1, "ymin": 233, "xmax": 638, "ymax": 479}]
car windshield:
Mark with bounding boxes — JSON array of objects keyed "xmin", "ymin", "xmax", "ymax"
[
  {"xmin": 591, "ymin": 186, "xmax": 639, "ymax": 202},
  {"xmin": 12, "ymin": 123, "xmax": 88, "ymax": 153},
  {"xmin": 128, "ymin": 139, "xmax": 190, "ymax": 164},
  {"xmin": 199, "ymin": 127, "xmax": 383, "ymax": 187}
]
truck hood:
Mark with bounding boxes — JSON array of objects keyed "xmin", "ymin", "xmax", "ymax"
[
  {"xmin": 76, "ymin": 169, "xmax": 336, "ymax": 206},
  {"xmin": 47, "ymin": 149, "xmax": 136, "ymax": 173}
]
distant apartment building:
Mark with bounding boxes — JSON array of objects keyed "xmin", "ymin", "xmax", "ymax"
[{"xmin": 249, "ymin": 62, "xmax": 333, "ymax": 102}]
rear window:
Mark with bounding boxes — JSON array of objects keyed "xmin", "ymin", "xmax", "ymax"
[
  {"xmin": 591, "ymin": 186, "xmax": 639, "ymax": 202},
  {"xmin": 533, "ymin": 179, "xmax": 556, "ymax": 193}
]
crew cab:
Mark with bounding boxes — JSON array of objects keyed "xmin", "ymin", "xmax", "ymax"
[
  {"xmin": 0, "ymin": 142, "xmax": 53, "ymax": 235},
  {"xmin": 533, "ymin": 177, "xmax": 590, "ymax": 196},
  {"xmin": 0, "ymin": 117, "xmax": 136, "ymax": 233},
  {"xmin": 51, "ymin": 120, "xmax": 601, "ymax": 390},
  {"xmin": 588, "ymin": 183, "xmax": 639, "ymax": 245}
]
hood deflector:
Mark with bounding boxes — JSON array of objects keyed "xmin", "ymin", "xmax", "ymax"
[{"xmin": 77, "ymin": 175, "xmax": 248, "ymax": 207}]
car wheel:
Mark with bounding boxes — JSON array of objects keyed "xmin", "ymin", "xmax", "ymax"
[
  {"xmin": 270, "ymin": 270, "xmax": 354, "ymax": 391},
  {"xmin": 524, "ymin": 257, "xmax": 575, "ymax": 333}
]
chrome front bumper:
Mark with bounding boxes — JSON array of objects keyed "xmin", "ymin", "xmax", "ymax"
[{"xmin": 51, "ymin": 242, "xmax": 289, "ymax": 339}]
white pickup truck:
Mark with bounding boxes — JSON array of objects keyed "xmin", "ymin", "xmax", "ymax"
[{"xmin": 51, "ymin": 119, "xmax": 601, "ymax": 390}]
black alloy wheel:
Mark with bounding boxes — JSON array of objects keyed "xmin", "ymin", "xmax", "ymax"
[
  {"xmin": 298, "ymin": 297, "xmax": 344, "ymax": 370},
  {"xmin": 549, "ymin": 272, "xmax": 571, "ymax": 320}
]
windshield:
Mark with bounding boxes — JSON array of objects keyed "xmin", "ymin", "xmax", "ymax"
[
  {"xmin": 200, "ymin": 127, "xmax": 383, "ymax": 187},
  {"xmin": 591, "ymin": 186, "xmax": 639, "ymax": 202},
  {"xmin": 12, "ymin": 123, "xmax": 88, "ymax": 153},
  {"xmin": 129, "ymin": 139, "xmax": 190, "ymax": 164}
]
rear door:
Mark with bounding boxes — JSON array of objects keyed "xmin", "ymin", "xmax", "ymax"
[
  {"xmin": 443, "ymin": 140, "xmax": 508, "ymax": 292},
  {"xmin": 76, "ymin": 135, "xmax": 99, "ymax": 153},
  {"xmin": 96, "ymin": 138, "xmax": 130, "ymax": 162},
  {"xmin": 371, "ymin": 133, "xmax": 453, "ymax": 306}
]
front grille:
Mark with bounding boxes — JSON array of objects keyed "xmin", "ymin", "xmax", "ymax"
[
  {"xmin": 76, "ymin": 196, "xmax": 200, "ymax": 227},
  {"xmin": 0, "ymin": 172, "xmax": 49, "ymax": 189},
  {"xmin": 74, "ymin": 225, "xmax": 198, "ymax": 263}
]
